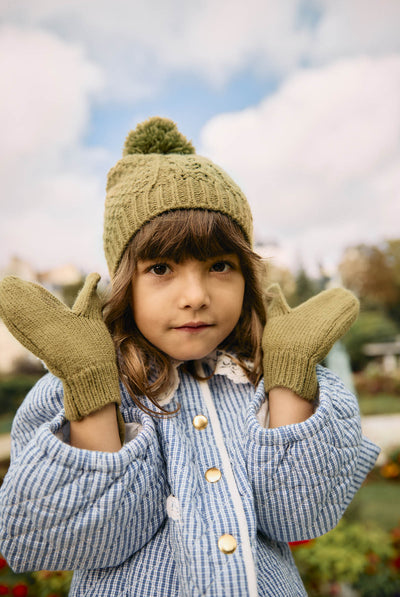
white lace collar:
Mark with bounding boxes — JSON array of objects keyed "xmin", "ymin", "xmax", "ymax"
[
  {"xmin": 157, "ymin": 351, "xmax": 252, "ymax": 406},
  {"xmin": 202, "ymin": 351, "xmax": 252, "ymax": 384}
]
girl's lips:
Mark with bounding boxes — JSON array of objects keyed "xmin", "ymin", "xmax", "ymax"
[{"xmin": 175, "ymin": 322, "xmax": 213, "ymax": 332}]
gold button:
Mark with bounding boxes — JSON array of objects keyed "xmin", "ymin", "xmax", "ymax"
[
  {"xmin": 192, "ymin": 414, "xmax": 208, "ymax": 430},
  {"xmin": 205, "ymin": 467, "xmax": 222, "ymax": 483},
  {"xmin": 218, "ymin": 534, "xmax": 237, "ymax": 554}
]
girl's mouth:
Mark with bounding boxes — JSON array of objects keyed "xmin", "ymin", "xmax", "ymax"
[{"xmin": 175, "ymin": 322, "xmax": 213, "ymax": 332}]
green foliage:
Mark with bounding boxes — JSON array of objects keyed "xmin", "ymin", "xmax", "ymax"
[
  {"xmin": 31, "ymin": 570, "xmax": 73, "ymax": 596},
  {"xmin": 344, "ymin": 479, "xmax": 400, "ymax": 532},
  {"xmin": 342, "ymin": 310, "xmax": 398, "ymax": 371},
  {"xmin": 358, "ymin": 393, "xmax": 400, "ymax": 415},
  {"xmin": 288, "ymin": 267, "xmax": 321, "ymax": 307},
  {"xmin": 293, "ymin": 520, "xmax": 393, "ymax": 584},
  {"xmin": 0, "ymin": 413, "xmax": 14, "ymax": 434},
  {"xmin": 292, "ymin": 519, "xmax": 400, "ymax": 595},
  {"xmin": 0, "ymin": 374, "xmax": 43, "ymax": 416},
  {"xmin": 356, "ymin": 572, "xmax": 400, "ymax": 597}
]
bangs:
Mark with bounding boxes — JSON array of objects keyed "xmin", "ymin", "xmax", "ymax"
[
  {"xmin": 105, "ymin": 208, "xmax": 266, "ymax": 410},
  {"xmin": 132, "ymin": 209, "xmax": 251, "ymax": 263}
]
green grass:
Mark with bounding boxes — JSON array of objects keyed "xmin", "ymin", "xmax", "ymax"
[
  {"xmin": 344, "ymin": 476, "xmax": 400, "ymax": 531},
  {"xmin": 358, "ymin": 393, "xmax": 400, "ymax": 415}
]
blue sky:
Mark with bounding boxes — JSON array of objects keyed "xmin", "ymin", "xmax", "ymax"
[
  {"xmin": 1, "ymin": 0, "xmax": 400, "ymax": 277},
  {"xmin": 86, "ymin": 71, "xmax": 280, "ymax": 153}
]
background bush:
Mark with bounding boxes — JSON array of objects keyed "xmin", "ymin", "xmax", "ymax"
[
  {"xmin": 292, "ymin": 519, "xmax": 400, "ymax": 596},
  {"xmin": 0, "ymin": 375, "xmax": 43, "ymax": 417}
]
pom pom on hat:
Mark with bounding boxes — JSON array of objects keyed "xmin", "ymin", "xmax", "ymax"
[
  {"xmin": 104, "ymin": 116, "xmax": 253, "ymax": 276},
  {"xmin": 123, "ymin": 116, "xmax": 195, "ymax": 156}
]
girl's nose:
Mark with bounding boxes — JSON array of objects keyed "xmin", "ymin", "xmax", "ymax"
[{"xmin": 178, "ymin": 275, "xmax": 210, "ymax": 310}]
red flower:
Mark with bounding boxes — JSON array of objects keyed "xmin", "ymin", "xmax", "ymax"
[
  {"xmin": 11, "ymin": 585, "xmax": 28, "ymax": 597},
  {"xmin": 0, "ymin": 585, "xmax": 8, "ymax": 595},
  {"xmin": 288, "ymin": 539, "xmax": 313, "ymax": 548},
  {"xmin": 329, "ymin": 582, "xmax": 341, "ymax": 596},
  {"xmin": 391, "ymin": 527, "xmax": 400, "ymax": 542},
  {"xmin": 392, "ymin": 554, "xmax": 400, "ymax": 570},
  {"xmin": 0, "ymin": 559, "xmax": 7, "ymax": 570}
]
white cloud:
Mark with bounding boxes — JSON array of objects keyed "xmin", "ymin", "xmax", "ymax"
[
  {"xmin": 200, "ymin": 55, "xmax": 400, "ymax": 273},
  {"xmin": 0, "ymin": 3, "xmax": 302, "ymax": 103},
  {"xmin": 152, "ymin": 0, "xmax": 309, "ymax": 85},
  {"xmin": 0, "ymin": 0, "xmax": 308, "ymax": 100},
  {"xmin": 0, "ymin": 26, "xmax": 103, "ymax": 162},
  {"xmin": 0, "ymin": 26, "xmax": 108, "ymax": 273},
  {"xmin": 2, "ymin": 0, "xmax": 400, "ymax": 103},
  {"xmin": 310, "ymin": 0, "xmax": 400, "ymax": 63},
  {"xmin": 0, "ymin": 174, "xmax": 107, "ymax": 274}
]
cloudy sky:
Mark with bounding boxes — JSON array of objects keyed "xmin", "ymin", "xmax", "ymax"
[{"xmin": 1, "ymin": 0, "xmax": 400, "ymax": 277}]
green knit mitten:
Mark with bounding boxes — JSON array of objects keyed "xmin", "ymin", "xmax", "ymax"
[
  {"xmin": 0, "ymin": 274, "xmax": 123, "ymax": 431},
  {"xmin": 262, "ymin": 283, "xmax": 359, "ymax": 401}
]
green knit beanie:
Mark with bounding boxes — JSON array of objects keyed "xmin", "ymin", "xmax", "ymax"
[{"xmin": 103, "ymin": 117, "xmax": 253, "ymax": 276}]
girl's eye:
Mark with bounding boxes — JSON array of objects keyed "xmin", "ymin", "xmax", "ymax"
[
  {"xmin": 210, "ymin": 261, "xmax": 231, "ymax": 273},
  {"xmin": 149, "ymin": 263, "xmax": 171, "ymax": 276}
]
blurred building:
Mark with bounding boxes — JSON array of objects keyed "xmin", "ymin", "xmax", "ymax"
[
  {"xmin": 363, "ymin": 338, "xmax": 400, "ymax": 373},
  {"xmin": 0, "ymin": 257, "xmax": 83, "ymax": 374}
]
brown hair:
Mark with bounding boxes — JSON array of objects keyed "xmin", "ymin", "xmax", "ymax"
[{"xmin": 103, "ymin": 209, "xmax": 266, "ymax": 416}]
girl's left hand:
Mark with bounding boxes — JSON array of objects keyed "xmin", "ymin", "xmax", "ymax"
[{"xmin": 262, "ymin": 283, "xmax": 359, "ymax": 401}]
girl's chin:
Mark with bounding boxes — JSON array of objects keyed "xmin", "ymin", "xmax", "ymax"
[
  {"xmin": 167, "ymin": 352, "xmax": 214, "ymax": 362},
  {"xmin": 164, "ymin": 345, "xmax": 219, "ymax": 362}
]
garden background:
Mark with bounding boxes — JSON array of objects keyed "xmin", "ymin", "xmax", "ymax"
[
  {"xmin": 1, "ymin": 1, "xmax": 400, "ymax": 593},
  {"xmin": 1, "ymin": 242, "xmax": 400, "ymax": 596}
]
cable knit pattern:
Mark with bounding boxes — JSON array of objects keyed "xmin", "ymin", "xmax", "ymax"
[{"xmin": 0, "ymin": 361, "xmax": 379, "ymax": 596}]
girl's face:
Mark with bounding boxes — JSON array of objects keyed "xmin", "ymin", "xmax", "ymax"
[{"xmin": 131, "ymin": 254, "xmax": 245, "ymax": 361}]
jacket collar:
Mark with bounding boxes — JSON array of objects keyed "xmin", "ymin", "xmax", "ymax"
[{"xmin": 158, "ymin": 351, "xmax": 252, "ymax": 406}]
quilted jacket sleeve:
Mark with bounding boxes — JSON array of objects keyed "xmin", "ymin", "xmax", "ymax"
[
  {"xmin": 0, "ymin": 374, "xmax": 169, "ymax": 573},
  {"xmin": 245, "ymin": 366, "xmax": 380, "ymax": 543}
]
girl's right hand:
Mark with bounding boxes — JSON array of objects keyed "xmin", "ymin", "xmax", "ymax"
[{"xmin": 0, "ymin": 274, "xmax": 121, "ymax": 423}]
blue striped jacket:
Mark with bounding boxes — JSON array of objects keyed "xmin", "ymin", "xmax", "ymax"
[{"xmin": 0, "ymin": 354, "xmax": 379, "ymax": 596}]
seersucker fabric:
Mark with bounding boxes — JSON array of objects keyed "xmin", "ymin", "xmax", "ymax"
[{"xmin": 0, "ymin": 356, "xmax": 379, "ymax": 596}]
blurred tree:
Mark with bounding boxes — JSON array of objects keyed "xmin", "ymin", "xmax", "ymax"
[
  {"xmin": 289, "ymin": 267, "xmax": 319, "ymax": 307},
  {"xmin": 262, "ymin": 260, "xmax": 296, "ymax": 299},
  {"xmin": 339, "ymin": 240, "xmax": 400, "ymax": 324},
  {"xmin": 385, "ymin": 239, "xmax": 400, "ymax": 325},
  {"xmin": 339, "ymin": 244, "xmax": 395, "ymax": 306}
]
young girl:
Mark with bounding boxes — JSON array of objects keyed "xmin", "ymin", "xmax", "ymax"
[{"xmin": 0, "ymin": 117, "xmax": 379, "ymax": 596}]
